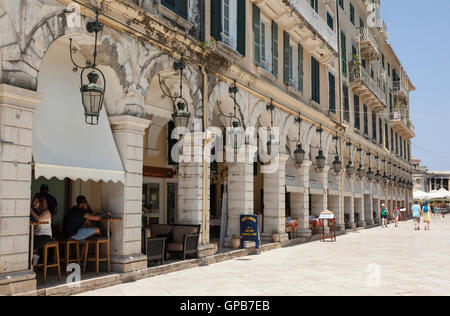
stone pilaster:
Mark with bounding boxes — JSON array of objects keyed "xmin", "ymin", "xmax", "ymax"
[
  {"xmin": 0, "ymin": 84, "xmax": 42, "ymax": 295},
  {"xmin": 364, "ymin": 184, "xmax": 374, "ymax": 225},
  {"xmin": 291, "ymin": 161, "xmax": 311, "ymax": 237},
  {"xmin": 178, "ymin": 134, "xmax": 214, "ymax": 256},
  {"xmin": 262, "ymin": 154, "xmax": 289, "ymax": 242},
  {"xmin": 103, "ymin": 115, "xmax": 150, "ymax": 273},
  {"xmin": 224, "ymin": 145, "xmax": 256, "ymax": 247}
]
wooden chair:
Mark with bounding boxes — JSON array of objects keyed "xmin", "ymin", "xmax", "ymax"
[
  {"xmin": 59, "ymin": 239, "xmax": 81, "ymax": 273},
  {"xmin": 83, "ymin": 237, "xmax": 111, "ymax": 275},
  {"xmin": 34, "ymin": 241, "xmax": 61, "ymax": 284}
]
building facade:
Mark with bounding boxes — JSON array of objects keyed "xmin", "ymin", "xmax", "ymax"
[
  {"xmin": 0, "ymin": 0, "xmax": 414, "ymax": 294},
  {"xmin": 412, "ymin": 158, "xmax": 450, "ymax": 192}
]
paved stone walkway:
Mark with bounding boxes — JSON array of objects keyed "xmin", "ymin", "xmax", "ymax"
[{"xmin": 80, "ymin": 217, "xmax": 450, "ymax": 296}]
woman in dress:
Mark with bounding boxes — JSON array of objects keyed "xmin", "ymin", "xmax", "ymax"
[
  {"xmin": 30, "ymin": 194, "xmax": 53, "ymax": 265},
  {"xmin": 422, "ymin": 201, "xmax": 431, "ymax": 231}
]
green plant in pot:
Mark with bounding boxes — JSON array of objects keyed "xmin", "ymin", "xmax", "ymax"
[
  {"xmin": 231, "ymin": 233, "xmax": 241, "ymax": 249},
  {"xmin": 272, "ymin": 230, "xmax": 280, "ymax": 243}
]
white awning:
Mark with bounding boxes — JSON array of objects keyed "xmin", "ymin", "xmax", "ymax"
[{"xmin": 33, "ymin": 41, "xmax": 125, "ymax": 183}]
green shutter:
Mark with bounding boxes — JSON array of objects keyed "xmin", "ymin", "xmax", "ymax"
[
  {"xmin": 253, "ymin": 4, "xmax": 260, "ymax": 65},
  {"xmin": 340, "ymin": 31, "xmax": 347, "ymax": 77},
  {"xmin": 329, "ymin": 72, "xmax": 335, "ymax": 113},
  {"xmin": 210, "ymin": 0, "xmax": 221, "ymax": 42},
  {"xmin": 283, "ymin": 31, "xmax": 290, "ymax": 85},
  {"xmin": 237, "ymin": 0, "xmax": 246, "ymax": 55},
  {"xmin": 311, "ymin": 57, "xmax": 320, "ymax": 103},
  {"xmin": 272, "ymin": 21, "xmax": 278, "ymax": 77},
  {"xmin": 298, "ymin": 45, "xmax": 303, "ymax": 93}
]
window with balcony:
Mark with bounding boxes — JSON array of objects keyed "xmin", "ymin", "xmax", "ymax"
[
  {"xmin": 310, "ymin": 0, "xmax": 318, "ymax": 13},
  {"xmin": 211, "ymin": 0, "xmax": 246, "ymax": 55},
  {"xmin": 354, "ymin": 95, "xmax": 360, "ymax": 130},
  {"xmin": 283, "ymin": 32, "xmax": 293, "ymax": 86},
  {"xmin": 350, "ymin": 4, "xmax": 355, "ymax": 25},
  {"xmin": 161, "ymin": 0, "xmax": 188, "ymax": 20}
]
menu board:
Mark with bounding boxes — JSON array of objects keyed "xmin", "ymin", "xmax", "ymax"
[{"xmin": 240, "ymin": 215, "xmax": 259, "ymax": 249}]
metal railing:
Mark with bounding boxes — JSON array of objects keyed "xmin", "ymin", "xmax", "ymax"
[
  {"xmin": 286, "ymin": 0, "xmax": 338, "ymax": 52},
  {"xmin": 393, "ymin": 80, "xmax": 409, "ymax": 97},
  {"xmin": 360, "ymin": 27, "xmax": 379, "ymax": 55},
  {"xmin": 349, "ymin": 61, "xmax": 387, "ymax": 106},
  {"xmin": 390, "ymin": 111, "xmax": 415, "ymax": 134}
]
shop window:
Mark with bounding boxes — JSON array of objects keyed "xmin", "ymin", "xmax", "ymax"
[{"xmin": 142, "ymin": 183, "xmax": 161, "ymax": 225}]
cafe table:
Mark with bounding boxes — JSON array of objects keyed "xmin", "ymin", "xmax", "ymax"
[{"xmin": 29, "ymin": 221, "xmax": 49, "ymax": 269}]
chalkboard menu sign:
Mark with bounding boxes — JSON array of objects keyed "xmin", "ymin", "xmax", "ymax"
[{"xmin": 240, "ymin": 215, "xmax": 259, "ymax": 249}]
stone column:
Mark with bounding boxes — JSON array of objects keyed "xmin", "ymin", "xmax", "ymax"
[
  {"xmin": 102, "ymin": 115, "xmax": 150, "ymax": 273},
  {"xmin": 373, "ymin": 197, "xmax": 381, "ymax": 223},
  {"xmin": 224, "ymin": 145, "xmax": 255, "ymax": 247},
  {"xmin": 291, "ymin": 160, "xmax": 312, "ymax": 237},
  {"xmin": 0, "ymin": 84, "xmax": 42, "ymax": 295},
  {"xmin": 262, "ymin": 154, "xmax": 289, "ymax": 242},
  {"xmin": 347, "ymin": 176, "xmax": 356, "ymax": 229},
  {"xmin": 177, "ymin": 133, "xmax": 215, "ymax": 256}
]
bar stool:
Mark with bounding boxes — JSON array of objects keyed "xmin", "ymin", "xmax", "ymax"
[
  {"xmin": 34, "ymin": 240, "xmax": 61, "ymax": 284},
  {"xmin": 60, "ymin": 239, "xmax": 81, "ymax": 273},
  {"xmin": 83, "ymin": 237, "xmax": 111, "ymax": 275}
]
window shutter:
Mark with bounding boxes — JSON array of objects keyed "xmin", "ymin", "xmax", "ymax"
[
  {"xmin": 311, "ymin": 57, "xmax": 320, "ymax": 103},
  {"xmin": 237, "ymin": 0, "xmax": 246, "ymax": 55},
  {"xmin": 272, "ymin": 21, "xmax": 278, "ymax": 77},
  {"xmin": 298, "ymin": 45, "xmax": 304, "ymax": 93},
  {"xmin": 210, "ymin": 0, "xmax": 221, "ymax": 42},
  {"xmin": 178, "ymin": 0, "xmax": 188, "ymax": 19},
  {"xmin": 253, "ymin": 4, "xmax": 261, "ymax": 65},
  {"xmin": 341, "ymin": 31, "xmax": 347, "ymax": 77},
  {"xmin": 283, "ymin": 31, "xmax": 290, "ymax": 85},
  {"xmin": 329, "ymin": 72, "xmax": 335, "ymax": 113}
]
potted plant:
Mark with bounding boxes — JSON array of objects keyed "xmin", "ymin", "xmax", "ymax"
[
  {"xmin": 231, "ymin": 234, "xmax": 241, "ymax": 249},
  {"xmin": 272, "ymin": 230, "xmax": 280, "ymax": 243}
]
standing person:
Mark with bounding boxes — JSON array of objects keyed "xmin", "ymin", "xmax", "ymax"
[
  {"xmin": 411, "ymin": 202, "xmax": 421, "ymax": 230},
  {"xmin": 432, "ymin": 204, "xmax": 440, "ymax": 219},
  {"xmin": 393, "ymin": 207, "xmax": 400, "ymax": 227},
  {"xmin": 380, "ymin": 204, "xmax": 389, "ymax": 228},
  {"xmin": 40, "ymin": 184, "xmax": 58, "ymax": 216},
  {"xmin": 30, "ymin": 194, "xmax": 53, "ymax": 266},
  {"xmin": 422, "ymin": 201, "xmax": 431, "ymax": 231}
]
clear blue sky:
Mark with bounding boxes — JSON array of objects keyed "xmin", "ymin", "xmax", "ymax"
[{"xmin": 383, "ymin": 0, "xmax": 450, "ymax": 171}]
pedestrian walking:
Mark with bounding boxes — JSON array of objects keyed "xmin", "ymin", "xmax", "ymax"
[
  {"xmin": 432, "ymin": 204, "xmax": 440, "ymax": 219},
  {"xmin": 411, "ymin": 202, "xmax": 421, "ymax": 230},
  {"xmin": 380, "ymin": 204, "xmax": 389, "ymax": 228},
  {"xmin": 422, "ymin": 201, "xmax": 431, "ymax": 231},
  {"xmin": 393, "ymin": 207, "xmax": 400, "ymax": 227}
]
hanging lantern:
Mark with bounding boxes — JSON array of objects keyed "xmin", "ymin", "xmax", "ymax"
[
  {"xmin": 357, "ymin": 164, "xmax": 366, "ymax": 178},
  {"xmin": 367, "ymin": 168, "xmax": 374, "ymax": 181},
  {"xmin": 382, "ymin": 173, "xmax": 388, "ymax": 184},
  {"xmin": 230, "ymin": 119, "xmax": 244, "ymax": 152},
  {"xmin": 172, "ymin": 99, "xmax": 191, "ymax": 129},
  {"xmin": 315, "ymin": 126, "xmax": 325, "ymax": 171},
  {"xmin": 294, "ymin": 143, "xmax": 305, "ymax": 167},
  {"xmin": 316, "ymin": 150, "xmax": 326, "ymax": 171},
  {"xmin": 332, "ymin": 134, "xmax": 342, "ymax": 174},
  {"xmin": 375, "ymin": 170, "xmax": 382, "ymax": 182},
  {"xmin": 69, "ymin": 12, "xmax": 106, "ymax": 125},
  {"xmin": 346, "ymin": 161, "xmax": 355, "ymax": 176}
]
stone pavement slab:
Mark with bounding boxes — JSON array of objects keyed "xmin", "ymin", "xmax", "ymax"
[{"xmin": 79, "ymin": 218, "xmax": 450, "ymax": 296}]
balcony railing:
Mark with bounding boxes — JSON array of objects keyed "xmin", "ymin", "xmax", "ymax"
[
  {"xmin": 286, "ymin": 0, "xmax": 338, "ymax": 52},
  {"xmin": 349, "ymin": 61, "xmax": 387, "ymax": 107},
  {"xmin": 390, "ymin": 111, "xmax": 415, "ymax": 135},
  {"xmin": 393, "ymin": 80, "xmax": 409, "ymax": 99},
  {"xmin": 359, "ymin": 27, "xmax": 379, "ymax": 59}
]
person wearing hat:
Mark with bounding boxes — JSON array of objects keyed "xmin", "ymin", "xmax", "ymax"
[
  {"xmin": 40, "ymin": 184, "xmax": 58, "ymax": 216},
  {"xmin": 422, "ymin": 201, "xmax": 431, "ymax": 230}
]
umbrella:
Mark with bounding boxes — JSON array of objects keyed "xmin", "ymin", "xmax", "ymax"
[{"xmin": 413, "ymin": 190, "xmax": 427, "ymax": 200}]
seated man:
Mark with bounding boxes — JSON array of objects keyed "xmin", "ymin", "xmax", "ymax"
[{"xmin": 63, "ymin": 196, "xmax": 102, "ymax": 241}]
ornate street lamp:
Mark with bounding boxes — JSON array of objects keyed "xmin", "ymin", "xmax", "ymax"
[
  {"xmin": 293, "ymin": 117, "xmax": 305, "ymax": 168},
  {"xmin": 332, "ymin": 134, "xmax": 342, "ymax": 174},
  {"xmin": 217, "ymin": 80, "xmax": 244, "ymax": 153},
  {"xmin": 70, "ymin": 12, "xmax": 106, "ymax": 125},
  {"xmin": 159, "ymin": 54, "xmax": 191, "ymax": 130},
  {"xmin": 356, "ymin": 147, "xmax": 365, "ymax": 178},
  {"xmin": 366, "ymin": 152, "xmax": 374, "ymax": 181},
  {"xmin": 375, "ymin": 156, "xmax": 381, "ymax": 182},
  {"xmin": 266, "ymin": 100, "xmax": 278, "ymax": 156},
  {"xmin": 315, "ymin": 125, "xmax": 326, "ymax": 171},
  {"xmin": 345, "ymin": 142, "xmax": 355, "ymax": 176}
]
